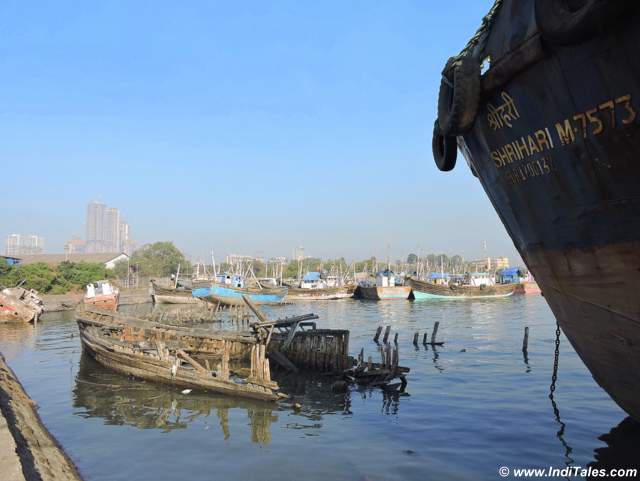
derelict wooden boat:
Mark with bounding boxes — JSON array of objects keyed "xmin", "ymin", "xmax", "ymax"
[
  {"xmin": 355, "ymin": 285, "xmax": 412, "ymax": 300},
  {"xmin": 83, "ymin": 281, "xmax": 119, "ymax": 311},
  {"xmin": 205, "ymin": 284, "xmax": 288, "ymax": 306},
  {"xmin": 76, "ymin": 308, "xmax": 283, "ymax": 402},
  {"xmin": 285, "ymin": 285, "xmax": 355, "ymax": 301},
  {"xmin": 0, "ymin": 287, "xmax": 44, "ymax": 323},
  {"xmin": 84, "ymin": 293, "xmax": 119, "ymax": 311},
  {"xmin": 409, "ymin": 278, "xmax": 517, "ymax": 299},
  {"xmin": 152, "ymin": 282, "xmax": 202, "ymax": 305}
]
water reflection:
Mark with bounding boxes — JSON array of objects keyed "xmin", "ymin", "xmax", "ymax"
[
  {"xmin": 72, "ymin": 354, "xmax": 392, "ymax": 444},
  {"xmin": 426, "ymin": 344, "xmax": 444, "ymax": 372},
  {"xmin": 589, "ymin": 417, "xmax": 640, "ymax": 475},
  {"xmin": 0, "ymin": 321, "xmax": 37, "ymax": 360},
  {"xmin": 73, "ymin": 354, "xmax": 278, "ymax": 444},
  {"xmin": 276, "ymin": 373, "xmax": 354, "ymax": 416}
]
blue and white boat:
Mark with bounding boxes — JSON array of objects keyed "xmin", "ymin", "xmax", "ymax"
[{"xmin": 192, "ymin": 274, "xmax": 287, "ymax": 306}]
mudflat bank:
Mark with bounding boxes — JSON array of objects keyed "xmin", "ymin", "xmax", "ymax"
[
  {"xmin": 0, "ymin": 353, "xmax": 83, "ymax": 481},
  {"xmin": 42, "ymin": 287, "xmax": 151, "ymax": 312}
]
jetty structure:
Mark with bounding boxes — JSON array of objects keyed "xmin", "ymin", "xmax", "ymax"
[{"xmin": 432, "ymin": 0, "xmax": 640, "ymax": 419}]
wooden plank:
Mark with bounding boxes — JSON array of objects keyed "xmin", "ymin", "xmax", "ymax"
[
  {"xmin": 282, "ymin": 320, "xmax": 301, "ymax": 351},
  {"xmin": 177, "ymin": 350, "xmax": 207, "ymax": 374}
]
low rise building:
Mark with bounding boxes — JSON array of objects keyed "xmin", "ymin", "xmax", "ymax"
[{"xmin": 18, "ymin": 252, "xmax": 129, "ymax": 270}]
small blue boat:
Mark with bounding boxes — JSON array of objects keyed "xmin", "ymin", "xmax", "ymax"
[{"xmin": 192, "ymin": 274, "xmax": 287, "ymax": 306}]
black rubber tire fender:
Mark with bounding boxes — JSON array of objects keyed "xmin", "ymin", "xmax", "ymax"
[
  {"xmin": 437, "ymin": 55, "xmax": 481, "ymax": 136},
  {"xmin": 432, "ymin": 120, "xmax": 457, "ymax": 172},
  {"xmin": 535, "ymin": 0, "xmax": 637, "ymax": 46}
]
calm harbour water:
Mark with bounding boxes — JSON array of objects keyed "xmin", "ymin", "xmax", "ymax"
[{"xmin": 1, "ymin": 295, "xmax": 638, "ymax": 481}]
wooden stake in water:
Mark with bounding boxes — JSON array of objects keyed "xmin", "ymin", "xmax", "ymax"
[
  {"xmin": 431, "ymin": 321, "xmax": 440, "ymax": 345},
  {"xmin": 383, "ymin": 325, "xmax": 391, "ymax": 344},
  {"xmin": 522, "ymin": 326, "xmax": 529, "ymax": 353},
  {"xmin": 413, "ymin": 332, "xmax": 419, "ymax": 346},
  {"xmin": 373, "ymin": 326, "xmax": 383, "ymax": 343}
]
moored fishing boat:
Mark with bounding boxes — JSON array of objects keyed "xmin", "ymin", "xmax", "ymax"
[
  {"xmin": 206, "ymin": 284, "xmax": 288, "ymax": 306},
  {"xmin": 75, "ymin": 308, "xmax": 283, "ymax": 401},
  {"xmin": 83, "ymin": 280, "xmax": 119, "ymax": 311},
  {"xmin": 286, "ymin": 285, "xmax": 355, "ymax": 301},
  {"xmin": 193, "ymin": 273, "xmax": 287, "ymax": 306},
  {"xmin": 432, "ymin": 0, "xmax": 640, "ymax": 418},
  {"xmin": 409, "ymin": 277, "xmax": 517, "ymax": 300},
  {"xmin": 285, "ymin": 272, "xmax": 355, "ymax": 301},
  {"xmin": 0, "ymin": 286, "xmax": 44, "ymax": 322},
  {"xmin": 355, "ymin": 270, "xmax": 411, "ymax": 300}
]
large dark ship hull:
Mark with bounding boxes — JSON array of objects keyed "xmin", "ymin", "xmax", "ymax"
[{"xmin": 449, "ymin": 1, "xmax": 640, "ymax": 419}]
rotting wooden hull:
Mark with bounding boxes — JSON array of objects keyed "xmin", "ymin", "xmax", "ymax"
[
  {"xmin": 76, "ymin": 309, "xmax": 282, "ymax": 402},
  {"xmin": 356, "ymin": 285, "xmax": 411, "ymax": 300},
  {"xmin": 152, "ymin": 284, "xmax": 202, "ymax": 304},
  {"xmin": 285, "ymin": 286, "xmax": 355, "ymax": 301},
  {"xmin": 84, "ymin": 293, "xmax": 119, "ymax": 311},
  {"xmin": 154, "ymin": 294, "xmax": 202, "ymax": 304},
  {"xmin": 409, "ymin": 278, "xmax": 517, "ymax": 300},
  {"xmin": 0, "ymin": 293, "xmax": 38, "ymax": 323}
]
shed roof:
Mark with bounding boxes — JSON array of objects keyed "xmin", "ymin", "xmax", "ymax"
[
  {"xmin": 428, "ymin": 272, "xmax": 450, "ymax": 279},
  {"xmin": 499, "ymin": 267, "xmax": 521, "ymax": 276},
  {"xmin": 18, "ymin": 253, "xmax": 128, "ymax": 266},
  {"xmin": 303, "ymin": 272, "xmax": 321, "ymax": 281}
]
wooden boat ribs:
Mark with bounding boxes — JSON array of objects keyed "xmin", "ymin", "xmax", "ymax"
[
  {"xmin": 76, "ymin": 296, "xmax": 410, "ymax": 402},
  {"xmin": 76, "ymin": 308, "xmax": 282, "ymax": 401}
]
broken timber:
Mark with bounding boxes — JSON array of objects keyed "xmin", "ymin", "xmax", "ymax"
[
  {"xmin": 75, "ymin": 307, "xmax": 284, "ymax": 402},
  {"xmin": 243, "ymin": 297, "xmax": 410, "ymax": 388}
]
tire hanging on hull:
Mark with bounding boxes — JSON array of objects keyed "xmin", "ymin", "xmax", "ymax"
[
  {"xmin": 432, "ymin": 120, "xmax": 457, "ymax": 172},
  {"xmin": 437, "ymin": 55, "xmax": 481, "ymax": 136}
]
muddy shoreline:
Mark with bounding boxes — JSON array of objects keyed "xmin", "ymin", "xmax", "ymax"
[
  {"xmin": 42, "ymin": 288, "xmax": 151, "ymax": 312},
  {"xmin": 0, "ymin": 353, "xmax": 83, "ymax": 481}
]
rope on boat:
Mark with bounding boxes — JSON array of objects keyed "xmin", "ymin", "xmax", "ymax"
[{"xmin": 454, "ymin": 0, "xmax": 504, "ymax": 61}]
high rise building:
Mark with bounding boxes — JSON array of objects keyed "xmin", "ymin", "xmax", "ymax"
[
  {"xmin": 118, "ymin": 221, "xmax": 134, "ymax": 254},
  {"xmin": 85, "ymin": 201, "xmax": 132, "ymax": 253},
  {"xmin": 103, "ymin": 207, "xmax": 121, "ymax": 252},
  {"xmin": 85, "ymin": 201, "xmax": 106, "ymax": 253},
  {"xmin": 5, "ymin": 234, "xmax": 45, "ymax": 256}
]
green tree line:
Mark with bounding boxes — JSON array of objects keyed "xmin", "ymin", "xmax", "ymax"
[
  {"xmin": 113, "ymin": 241, "xmax": 190, "ymax": 278},
  {"xmin": 0, "ymin": 260, "xmax": 109, "ymax": 294}
]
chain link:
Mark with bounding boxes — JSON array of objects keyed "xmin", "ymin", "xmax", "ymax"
[{"xmin": 549, "ymin": 322, "xmax": 561, "ymax": 395}]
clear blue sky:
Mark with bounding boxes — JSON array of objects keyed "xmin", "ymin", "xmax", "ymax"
[{"xmin": 0, "ymin": 0, "xmax": 520, "ymax": 263}]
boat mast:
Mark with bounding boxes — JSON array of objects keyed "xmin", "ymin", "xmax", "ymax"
[{"xmin": 211, "ymin": 250, "xmax": 217, "ymax": 278}]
